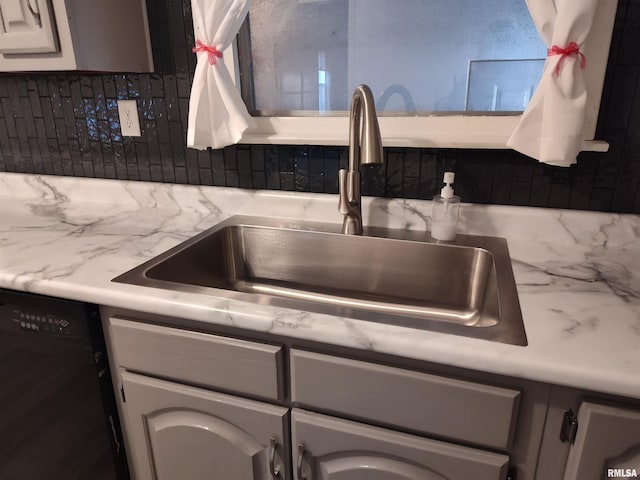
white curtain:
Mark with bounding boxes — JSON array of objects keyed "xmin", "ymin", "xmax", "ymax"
[
  {"xmin": 507, "ymin": 0, "xmax": 600, "ymax": 167},
  {"xmin": 187, "ymin": 0, "xmax": 255, "ymax": 150}
]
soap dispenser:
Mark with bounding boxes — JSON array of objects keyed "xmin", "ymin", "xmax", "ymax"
[{"xmin": 431, "ymin": 172, "xmax": 460, "ymax": 241}]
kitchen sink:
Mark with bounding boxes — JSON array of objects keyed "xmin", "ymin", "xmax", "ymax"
[{"xmin": 114, "ymin": 216, "xmax": 526, "ymax": 346}]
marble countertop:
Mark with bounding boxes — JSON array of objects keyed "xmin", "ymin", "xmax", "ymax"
[{"xmin": 1, "ymin": 172, "xmax": 639, "ymax": 398}]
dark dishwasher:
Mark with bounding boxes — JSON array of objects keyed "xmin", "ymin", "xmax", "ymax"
[{"xmin": 0, "ymin": 288, "xmax": 128, "ymax": 479}]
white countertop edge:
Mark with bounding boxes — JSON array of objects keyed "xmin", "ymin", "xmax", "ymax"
[{"xmin": 6, "ymin": 273, "xmax": 639, "ymax": 400}]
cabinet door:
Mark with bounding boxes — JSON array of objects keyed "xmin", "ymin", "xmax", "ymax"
[
  {"xmin": 121, "ymin": 371, "xmax": 289, "ymax": 480},
  {"xmin": 564, "ymin": 401, "xmax": 640, "ymax": 480},
  {"xmin": 291, "ymin": 409, "xmax": 509, "ymax": 480},
  {"xmin": 0, "ymin": 0, "xmax": 58, "ymax": 53}
]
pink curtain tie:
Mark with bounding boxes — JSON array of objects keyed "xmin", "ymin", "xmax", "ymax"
[
  {"xmin": 193, "ymin": 40, "xmax": 223, "ymax": 65},
  {"xmin": 547, "ymin": 42, "xmax": 586, "ymax": 76}
]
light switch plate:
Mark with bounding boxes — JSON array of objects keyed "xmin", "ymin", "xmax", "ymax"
[{"xmin": 117, "ymin": 99, "xmax": 141, "ymax": 137}]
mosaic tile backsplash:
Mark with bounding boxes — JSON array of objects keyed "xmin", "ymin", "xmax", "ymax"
[{"xmin": 1, "ymin": 0, "xmax": 640, "ymax": 213}]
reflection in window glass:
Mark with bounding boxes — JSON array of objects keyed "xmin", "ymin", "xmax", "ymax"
[
  {"xmin": 242, "ymin": 0, "xmax": 547, "ymax": 115},
  {"xmin": 466, "ymin": 59, "xmax": 545, "ymax": 111}
]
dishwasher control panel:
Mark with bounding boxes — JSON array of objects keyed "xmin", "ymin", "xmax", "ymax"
[
  {"xmin": 12, "ymin": 308, "xmax": 72, "ymax": 334},
  {"xmin": 1, "ymin": 303, "xmax": 74, "ymax": 336},
  {"xmin": 0, "ymin": 289, "xmax": 91, "ymax": 340}
]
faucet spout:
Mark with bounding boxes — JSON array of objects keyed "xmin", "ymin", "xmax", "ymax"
[{"xmin": 338, "ymin": 84, "xmax": 384, "ymax": 235}]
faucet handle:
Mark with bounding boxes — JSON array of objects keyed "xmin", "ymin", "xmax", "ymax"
[
  {"xmin": 338, "ymin": 169, "xmax": 363, "ymax": 235},
  {"xmin": 338, "ymin": 169, "xmax": 350, "ymax": 215}
]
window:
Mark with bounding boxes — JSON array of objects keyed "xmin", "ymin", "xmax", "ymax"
[
  {"xmin": 226, "ymin": 0, "xmax": 616, "ymax": 150},
  {"xmin": 245, "ymin": 0, "xmax": 545, "ymax": 115}
]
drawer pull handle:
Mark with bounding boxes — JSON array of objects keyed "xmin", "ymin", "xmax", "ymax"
[{"xmin": 269, "ymin": 437, "xmax": 281, "ymax": 478}]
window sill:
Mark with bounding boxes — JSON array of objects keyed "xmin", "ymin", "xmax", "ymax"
[{"xmin": 239, "ymin": 115, "xmax": 609, "ymax": 152}]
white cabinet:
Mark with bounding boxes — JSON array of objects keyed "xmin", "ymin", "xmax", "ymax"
[
  {"xmin": 563, "ymin": 401, "xmax": 640, "ymax": 480},
  {"xmin": 101, "ymin": 309, "xmax": 640, "ymax": 480},
  {"xmin": 121, "ymin": 371, "xmax": 288, "ymax": 480},
  {"xmin": 0, "ymin": 0, "xmax": 58, "ymax": 54},
  {"xmin": 106, "ymin": 316, "xmax": 290, "ymax": 479},
  {"xmin": 0, "ymin": 0, "xmax": 153, "ymax": 71},
  {"xmin": 103, "ymin": 313, "xmax": 526, "ymax": 480},
  {"xmin": 292, "ymin": 409, "xmax": 509, "ymax": 480}
]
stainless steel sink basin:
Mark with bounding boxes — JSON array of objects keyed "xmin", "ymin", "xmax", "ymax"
[{"xmin": 114, "ymin": 216, "xmax": 526, "ymax": 345}]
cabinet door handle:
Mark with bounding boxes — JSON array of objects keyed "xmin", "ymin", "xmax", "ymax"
[
  {"xmin": 269, "ymin": 437, "xmax": 281, "ymax": 479},
  {"xmin": 297, "ymin": 443, "xmax": 311, "ymax": 480},
  {"xmin": 27, "ymin": 0, "xmax": 41, "ymax": 26}
]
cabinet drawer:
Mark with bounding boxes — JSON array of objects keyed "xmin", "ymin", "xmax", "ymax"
[
  {"xmin": 290, "ymin": 349, "xmax": 520, "ymax": 450},
  {"xmin": 109, "ymin": 317, "xmax": 284, "ymax": 400}
]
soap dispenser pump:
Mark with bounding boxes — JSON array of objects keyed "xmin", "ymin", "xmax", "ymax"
[{"xmin": 431, "ymin": 172, "xmax": 460, "ymax": 241}]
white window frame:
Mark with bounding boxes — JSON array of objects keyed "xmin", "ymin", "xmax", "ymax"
[{"xmin": 225, "ymin": 0, "xmax": 616, "ymax": 152}]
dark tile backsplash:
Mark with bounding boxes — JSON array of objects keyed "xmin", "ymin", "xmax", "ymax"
[{"xmin": 1, "ymin": 0, "xmax": 640, "ymax": 213}]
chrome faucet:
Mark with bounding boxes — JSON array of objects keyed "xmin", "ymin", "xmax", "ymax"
[{"xmin": 338, "ymin": 85, "xmax": 384, "ymax": 235}]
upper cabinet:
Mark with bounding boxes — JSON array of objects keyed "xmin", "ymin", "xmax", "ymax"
[
  {"xmin": 0, "ymin": 0, "xmax": 153, "ymax": 72},
  {"xmin": 0, "ymin": 0, "xmax": 58, "ymax": 54}
]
